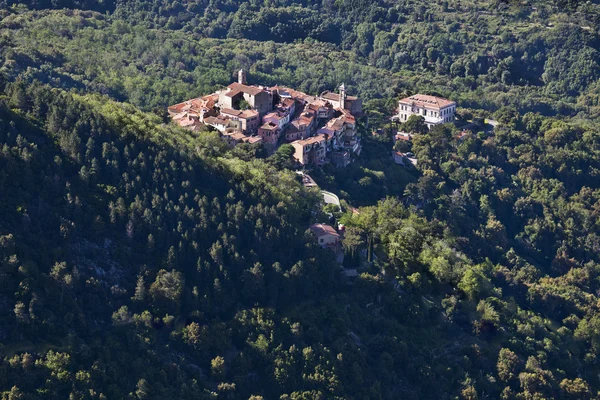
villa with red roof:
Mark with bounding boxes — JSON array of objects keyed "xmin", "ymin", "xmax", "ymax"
[
  {"xmin": 309, "ymin": 223, "xmax": 341, "ymax": 251},
  {"xmin": 396, "ymin": 94, "xmax": 456, "ymax": 129}
]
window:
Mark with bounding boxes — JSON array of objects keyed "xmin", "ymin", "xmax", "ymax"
[{"xmin": 319, "ymin": 238, "xmax": 324, "ymax": 243}]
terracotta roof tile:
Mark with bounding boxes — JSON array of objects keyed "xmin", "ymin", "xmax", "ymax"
[
  {"xmin": 399, "ymin": 94, "xmax": 456, "ymax": 110},
  {"xmin": 321, "ymin": 92, "xmax": 340, "ymax": 102},
  {"xmin": 294, "ymin": 134, "xmax": 326, "ymax": 146},
  {"xmin": 227, "ymin": 82, "xmax": 263, "ymax": 96},
  {"xmin": 309, "ymin": 223, "xmax": 340, "ymax": 238},
  {"xmin": 260, "ymin": 122, "xmax": 278, "ymax": 130},
  {"xmin": 221, "ymin": 108, "xmax": 259, "ymax": 119}
]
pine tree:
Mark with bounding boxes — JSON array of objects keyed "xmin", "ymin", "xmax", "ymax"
[{"xmin": 133, "ymin": 275, "xmax": 146, "ymax": 302}]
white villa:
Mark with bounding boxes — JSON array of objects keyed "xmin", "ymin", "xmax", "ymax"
[{"xmin": 396, "ymin": 94, "xmax": 456, "ymax": 129}]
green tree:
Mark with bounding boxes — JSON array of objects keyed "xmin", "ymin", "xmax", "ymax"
[
  {"xmin": 211, "ymin": 356, "xmax": 226, "ymax": 380},
  {"xmin": 269, "ymin": 144, "xmax": 296, "ymax": 170},
  {"xmin": 497, "ymin": 348, "xmax": 521, "ymax": 382},
  {"xmin": 402, "ymin": 115, "xmax": 428, "ymax": 134},
  {"xmin": 149, "ymin": 269, "xmax": 184, "ymax": 313}
]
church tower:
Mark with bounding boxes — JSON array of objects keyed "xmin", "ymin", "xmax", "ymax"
[
  {"xmin": 339, "ymin": 83, "xmax": 346, "ymax": 110},
  {"xmin": 238, "ymin": 69, "xmax": 247, "ymax": 85}
]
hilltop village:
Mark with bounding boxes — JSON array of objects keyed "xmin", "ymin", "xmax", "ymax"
[{"xmin": 168, "ymin": 70, "xmax": 363, "ymax": 168}]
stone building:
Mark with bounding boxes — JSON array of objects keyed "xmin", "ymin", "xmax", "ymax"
[
  {"xmin": 396, "ymin": 94, "xmax": 456, "ymax": 129},
  {"xmin": 218, "ymin": 70, "xmax": 272, "ymax": 115},
  {"xmin": 291, "ymin": 134, "xmax": 327, "ymax": 166},
  {"xmin": 220, "ymin": 108, "xmax": 260, "ymax": 132},
  {"xmin": 320, "ymin": 83, "xmax": 362, "ymax": 115},
  {"xmin": 258, "ymin": 122, "xmax": 280, "ymax": 149}
]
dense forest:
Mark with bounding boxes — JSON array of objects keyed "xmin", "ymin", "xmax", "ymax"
[{"xmin": 1, "ymin": 0, "xmax": 600, "ymax": 399}]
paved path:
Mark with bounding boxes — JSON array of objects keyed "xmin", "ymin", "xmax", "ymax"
[
  {"xmin": 322, "ymin": 190, "xmax": 341, "ymax": 208},
  {"xmin": 297, "ymin": 172, "xmax": 342, "ymax": 210}
]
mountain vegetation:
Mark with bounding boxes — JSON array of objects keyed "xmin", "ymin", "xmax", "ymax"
[{"xmin": 1, "ymin": 0, "xmax": 600, "ymax": 398}]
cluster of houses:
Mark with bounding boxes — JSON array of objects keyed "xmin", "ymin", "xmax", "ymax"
[{"xmin": 168, "ymin": 70, "xmax": 362, "ymax": 168}]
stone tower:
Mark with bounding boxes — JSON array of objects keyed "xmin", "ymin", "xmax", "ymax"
[
  {"xmin": 339, "ymin": 83, "xmax": 346, "ymax": 110},
  {"xmin": 238, "ymin": 69, "xmax": 247, "ymax": 85}
]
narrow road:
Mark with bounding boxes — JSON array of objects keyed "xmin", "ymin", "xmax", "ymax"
[
  {"xmin": 298, "ymin": 172, "xmax": 342, "ymax": 210},
  {"xmin": 322, "ymin": 190, "xmax": 341, "ymax": 208}
]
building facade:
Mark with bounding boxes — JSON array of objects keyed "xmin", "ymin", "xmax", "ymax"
[
  {"xmin": 291, "ymin": 135, "xmax": 327, "ymax": 166},
  {"xmin": 319, "ymin": 83, "xmax": 363, "ymax": 115},
  {"xmin": 309, "ymin": 223, "xmax": 341, "ymax": 252},
  {"xmin": 258, "ymin": 122, "xmax": 280, "ymax": 148},
  {"xmin": 396, "ymin": 94, "xmax": 456, "ymax": 129},
  {"xmin": 218, "ymin": 82, "xmax": 272, "ymax": 116},
  {"xmin": 220, "ymin": 108, "xmax": 260, "ymax": 133}
]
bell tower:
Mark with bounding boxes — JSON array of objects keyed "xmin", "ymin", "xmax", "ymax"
[
  {"xmin": 339, "ymin": 83, "xmax": 346, "ymax": 110},
  {"xmin": 238, "ymin": 69, "xmax": 247, "ymax": 85}
]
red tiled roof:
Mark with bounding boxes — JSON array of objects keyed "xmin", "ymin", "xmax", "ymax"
[
  {"xmin": 168, "ymin": 102, "xmax": 190, "ymax": 113},
  {"xmin": 310, "ymin": 223, "xmax": 340, "ymax": 238},
  {"xmin": 169, "ymin": 94, "xmax": 218, "ymax": 114},
  {"xmin": 204, "ymin": 115, "xmax": 230, "ymax": 125},
  {"xmin": 227, "ymin": 82, "xmax": 263, "ymax": 96},
  {"xmin": 260, "ymin": 122, "xmax": 278, "ymax": 130},
  {"xmin": 223, "ymin": 131, "xmax": 246, "ymax": 140},
  {"xmin": 309, "ymin": 99, "xmax": 331, "ymax": 108},
  {"xmin": 242, "ymin": 136, "xmax": 262, "ymax": 144},
  {"xmin": 264, "ymin": 111, "xmax": 286, "ymax": 121},
  {"xmin": 221, "ymin": 108, "xmax": 259, "ymax": 119},
  {"xmin": 281, "ymin": 98, "xmax": 295, "ymax": 107},
  {"xmin": 399, "ymin": 94, "xmax": 455, "ymax": 110},
  {"xmin": 299, "ymin": 112, "xmax": 314, "ymax": 123},
  {"xmin": 326, "ymin": 117, "xmax": 345, "ymax": 131},
  {"xmin": 177, "ymin": 117, "xmax": 199, "ymax": 127},
  {"xmin": 224, "ymin": 89, "xmax": 241, "ymax": 98},
  {"xmin": 321, "ymin": 92, "xmax": 340, "ymax": 102},
  {"xmin": 295, "ymin": 134, "xmax": 326, "ymax": 146}
]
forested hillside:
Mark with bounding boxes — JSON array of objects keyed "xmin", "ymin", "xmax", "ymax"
[
  {"xmin": 2, "ymin": 0, "xmax": 600, "ymax": 116},
  {"xmin": 1, "ymin": 0, "xmax": 600, "ymax": 399}
]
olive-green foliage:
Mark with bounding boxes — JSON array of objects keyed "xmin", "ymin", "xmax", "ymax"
[
  {"xmin": 2, "ymin": 1, "xmax": 600, "ymax": 117},
  {"xmin": 2, "ymin": 1, "xmax": 600, "ymax": 398}
]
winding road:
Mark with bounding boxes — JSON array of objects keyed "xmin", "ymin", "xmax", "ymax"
[{"xmin": 321, "ymin": 190, "xmax": 341, "ymax": 208}]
